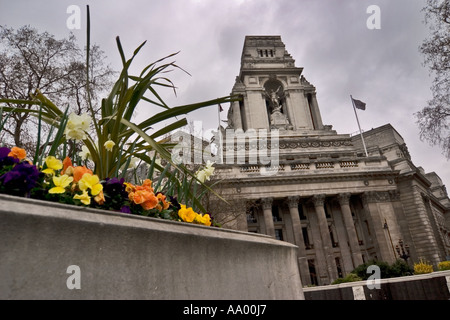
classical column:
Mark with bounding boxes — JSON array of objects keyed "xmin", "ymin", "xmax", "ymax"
[
  {"xmin": 337, "ymin": 193, "xmax": 364, "ymax": 268},
  {"xmin": 361, "ymin": 191, "xmax": 397, "ymax": 263},
  {"xmin": 261, "ymin": 197, "xmax": 275, "ymax": 237},
  {"xmin": 312, "ymin": 194, "xmax": 338, "ymax": 283},
  {"xmin": 286, "ymin": 196, "xmax": 311, "ymax": 286}
]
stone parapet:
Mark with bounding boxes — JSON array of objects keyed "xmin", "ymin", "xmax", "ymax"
[
  {"xmin": 0, "ymin": 194, "xmax": 304, "ymax": 300},
  {"xmin": 303, "ymin": 270, "xmax": 450, "ymax": 300}
]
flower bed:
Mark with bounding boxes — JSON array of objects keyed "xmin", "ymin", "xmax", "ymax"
[{"xmin": 0, "ymin": 146, "xmax": 214, "ymax": 227}]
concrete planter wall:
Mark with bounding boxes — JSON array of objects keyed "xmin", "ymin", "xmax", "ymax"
[
  {"xmin": 303, "ymin": 270, "xmax": 450, "ymax": 300},
  {"xmin": 0, "ymin": 194, "xmax": 304, "ymax": 300}
]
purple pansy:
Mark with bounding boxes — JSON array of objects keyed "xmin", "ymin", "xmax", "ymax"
[
  {"xmin": 0, "ymin": 161, "xmax": 41, "ymax": 195},
  {"xmin": 0, "ymin": 147, "xmax": 19, "ymax": 169}
]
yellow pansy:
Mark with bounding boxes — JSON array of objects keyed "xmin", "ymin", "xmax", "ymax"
[
  {"xmin": 104, "ymin": 140, "xmax": 115, "ymax": 152},
  {"xmin": 194, "ymin": 213, "xmax": 212, "ymax": 226},
  {"xmin": 42, "ymin": 156, "xmax": 63, "ymax": 175},
  {"xmin": 178, "ymin": 204, "xmax": 197, "ymax": 223},
  {"xmin": 49, "ymin": 174, "xmax": 74, "ymax": 194},
  {"xmin": 73, "ymin": 190, "xmax": 91, "ymax": 205},
  {"xmin": 78, "ymin": 173, "xmax": 103, "ymax": 196}
]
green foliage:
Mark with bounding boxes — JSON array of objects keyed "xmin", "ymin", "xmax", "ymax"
[
  {"xmin": 389, "ymin": 259, "xmax": 414, "ymax": 277},
  {"xmin": 351, "ymin": 259, "xmax": 413, "ymax": 280},
  {"xmin": 0, "ymin": 5, "xmax": 239, "ymax": 214},
  {"xmin": 331, "ymin": 273, "xmax": 362, "ymax": 285}
]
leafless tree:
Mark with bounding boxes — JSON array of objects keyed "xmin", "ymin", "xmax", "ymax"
[
  {"xmin": 416, "ymin": 0, "xmax": 450, "ymax": 158},
  {"xmin": 0, "ymin": 25, "xmax": 115, "ymax": 156}
]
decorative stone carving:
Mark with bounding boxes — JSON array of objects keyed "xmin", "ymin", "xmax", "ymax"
[
  {"xmin": 261, "ymin": 197, "xmax": 273, "ymax": 210},
  {"xmin": 337, "ymin": 193, "xmax": 351, "ymax": 206},
  {"xmin": 270, "ymin": 110, "xmax": 290, "ymax": 130},
  {"xmin": 399, "ymin": 143, "xmax": 411, "ymax": 160},
  {"xmin": 361, "ymin": 191, "xmax": 391, "ymax": 205},
  {"xmin": 286, "ymin": 196, "xmax": 300, "ymax": 208},
  {"xmin": 311, "ymin": 194, "xmax": 326, "ymax": 207},
  {"xmin": 388, "ymin": 190, "xmax": 401, "ymax": 201},
  {"xmin": 223, "ymin": 138, "xmax": 353, "ymax": 152}
]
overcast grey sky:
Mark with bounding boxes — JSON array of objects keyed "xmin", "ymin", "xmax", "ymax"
[{"xmin": 1, "ymin": 0, "xmax": 449, "ymax": 187}]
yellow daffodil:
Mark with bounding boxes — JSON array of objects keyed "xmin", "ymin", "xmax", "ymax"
[
  {"xmin": 104, "ymin": 140, "xmax": 115, "ymax": 152},
  {"xmin": 78, "ymin": 173, "xmax": 103, "ymax": 196},
  {"xmin": 73, "ymin": 190, "xmax": 91, "ymax": 205},
  {"xmin": 42, "ymin": 156, "xmax": 63, "ymax": 175},
  {"xmin": 49, "ymin": 174, "xmax": 74, "ymax": 194}
]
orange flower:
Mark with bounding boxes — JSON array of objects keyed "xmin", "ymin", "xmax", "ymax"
[
  {"xmin": 73, "ymin": 166, "xmax": 93, "ymax": 182},
  {"xmin": 8, "ymin": 147, "xmax": 26, "ymax": 160},
  {"xmin": 155, "ymin": 193, "xmax": 170, "ymax": 211},
  {"xmin": 61, "ymin": 156, "xmax": 73, "ymax": 174},
  {"xmin": 94, "ymin": 190, "xmax": 105, "ymax": 205},
  {"xmin": 142, "ymin": 179, "xmax": 154, "ymax": 191},
  {"xmin": 140, "ymin": 193, "xmax": 159, "ymax": 210},
  {"xmin": 126, "ymin": 179, "xmax": 159, "ymax": 210}
]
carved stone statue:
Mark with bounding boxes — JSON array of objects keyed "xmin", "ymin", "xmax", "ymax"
[{"xmin": 264, "ymin": 86, "xmax": 283, "ymax": 113}]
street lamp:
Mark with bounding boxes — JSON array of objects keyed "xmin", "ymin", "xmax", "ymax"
[{"xmin": 395, "ymin": 239, "xmax": 410, "ymax": 262}]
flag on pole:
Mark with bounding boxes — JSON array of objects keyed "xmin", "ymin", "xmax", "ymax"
[
  {"xmin": 350, "ymin": 95, "xmax": 369, "ymax": 157},
  {"xmin": 351, "ymin": 97, "xmax": 366, "ymax": 110}
]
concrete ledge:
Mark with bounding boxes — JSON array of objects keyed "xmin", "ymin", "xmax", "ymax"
[
  {"xmin": 0, "ymin": 194, "xmax": 304, "ymax": 300},
  {"xmin": 303, "ymin": 270, "xmax": 450, "ymax": 300}
]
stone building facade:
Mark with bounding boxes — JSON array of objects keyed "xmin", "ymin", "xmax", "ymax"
[{"xmin": 212, "ymin": 36, "xmax": 450, "ymax": 286}]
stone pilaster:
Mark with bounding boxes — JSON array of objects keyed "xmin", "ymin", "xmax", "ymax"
[
  {"xmin": 337, "ymin": 193, "xmax": 364, "ymax": 268},
  {"xmin": 261, "ymin": 197, "xmax": 275, "ymax": 237},
  {"xmin": 231, "ymin": 100, "xmax": 243, "ymax": 130},
  {"xmin": 361, "ymin": 191, "xmax": 397, "ymax": 263},
  {"xmin": 311, "ymin": 194, "xmax": 338, "ymax": 283},
  {"xmin": 286, "ymin": 196, "xmax": 311, "ymax": 286}
]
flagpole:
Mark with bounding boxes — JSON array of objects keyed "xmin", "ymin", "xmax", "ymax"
[
  {"xmin": 217, "ymin": 103, "xmax": 223, "ymax": 164},
  {"xmin": 351, "ymin": 95, "xmax": 369, "ymax": 157}
]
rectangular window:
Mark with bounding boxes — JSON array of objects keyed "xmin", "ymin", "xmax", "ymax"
[
  {"xmin": 272, "ymin": 205, "xmax": 282, "ymax": 222},
  {"xmin": 275, "ymin": 229, "xmax": 284, "ymax": 241},
  {"xmin": 335, "ymin": 257, "xmax": 343, "ymax": 278},
  {"xmin": 298, "ymin": 204, "xmax": 307, "ymax": 220},
  {"xmin": 308, "ymin": 259, "xmax": 318, "ymax": 286},
  {"xmin": 364, "ymin": 220, "xmax": 371, "ymax": 236},
  {"xmin": 246, "ymin": 207, "xmax": 258, "ymax": 224},
  {"xmin": 302, "ymin": 227, "xmax": 312, "ymax": 249}
]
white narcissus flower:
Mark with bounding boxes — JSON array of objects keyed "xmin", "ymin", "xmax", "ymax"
[
  {"xmin": 79, "ymin": 145, "xmax": 92, "ymax": 161},
  {"xmin": 195, "ymin": 161, "xmax": 215, "ymax": 184},
  {"xmin": 204, "ymin": 160, "xmax": 215, "ymax": 177},
  {"xmin": 195, "ymin": 170, "xmax": 208, "ymax": 183},
  {"xmin": 65, "ymin": 112, "xmax": 91, "ymax": 141},
  {"xmin": 104, "ymin": 140, "xmax": 115, "ymax": 152}
]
